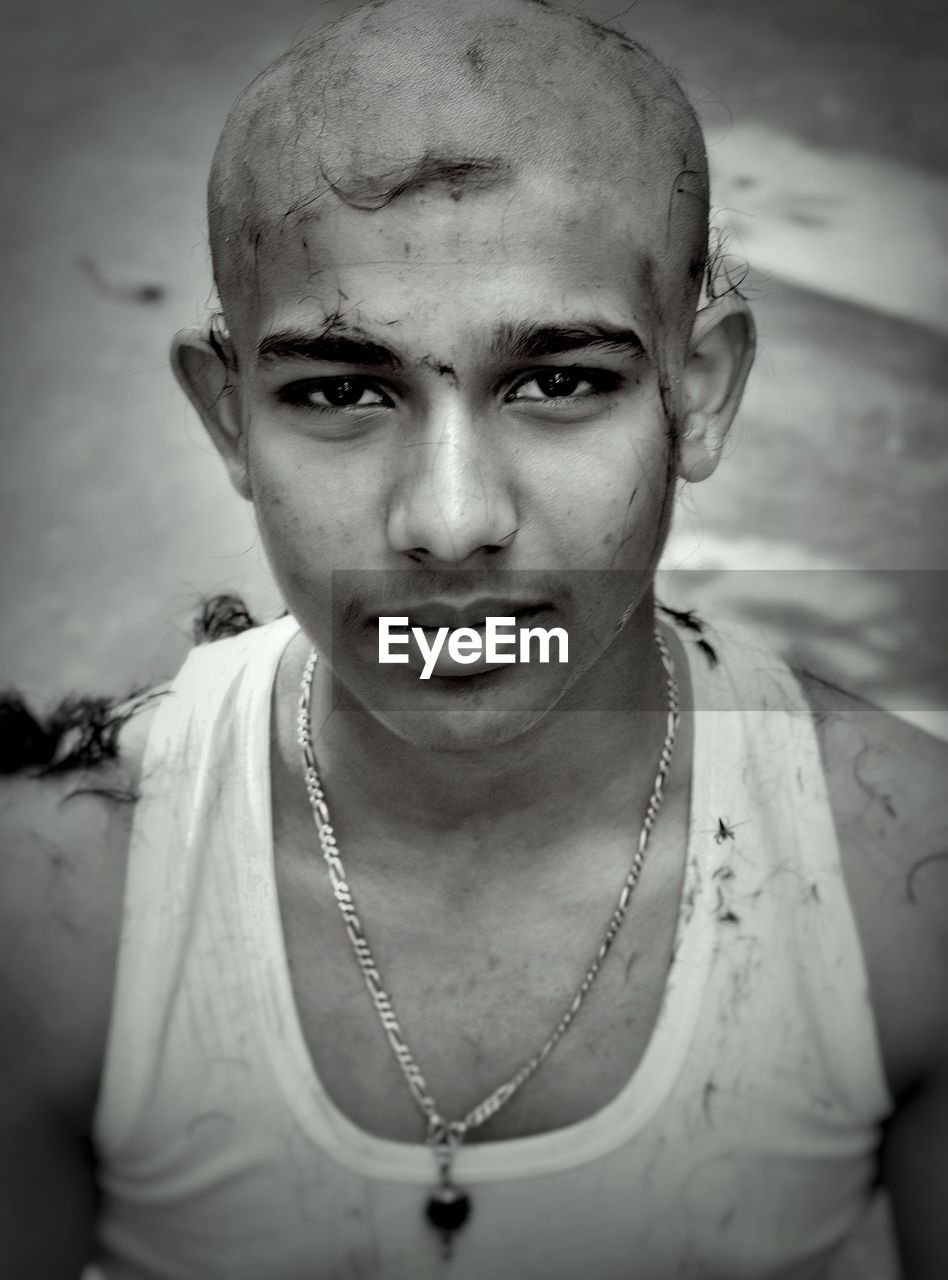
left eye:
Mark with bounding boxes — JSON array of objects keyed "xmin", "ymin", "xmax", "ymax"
[
  {"xmin": 280, "ymin": 378, "xmax": 391, "ymax": 410},
  {"xmin": 507, "ymin": 369, "xmax": 609, "ymax": 402}
]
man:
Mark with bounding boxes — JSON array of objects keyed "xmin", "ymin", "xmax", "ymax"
[{"xmin": 2, "ymin": 0, "xmax": 946, "ymax": 1276}]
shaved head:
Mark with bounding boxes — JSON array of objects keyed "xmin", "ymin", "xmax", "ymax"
[
  {"xmin": 208, "ymin": 0, "xmax": 709, "ymax": 348},
  {"xmin": 177, "ymin": 0, "xmax": 755, "ymax": 741}
]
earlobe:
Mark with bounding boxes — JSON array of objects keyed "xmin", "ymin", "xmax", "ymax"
[
  {"xmin": 170, "ymin": 327, "xmax": 253, "ymax": 501},
  {"xmin": 676, "ymin": 295, "xmax": 756, "ymax": 483}
]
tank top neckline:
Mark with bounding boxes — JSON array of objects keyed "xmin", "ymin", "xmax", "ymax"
[{"xmin": 239, "ymin": 615, "xmax": 718, "ymax": 1183}]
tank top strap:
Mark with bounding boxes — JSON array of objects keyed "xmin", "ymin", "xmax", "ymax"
[
  {"xmin": 93, "ymin": 614, "xmax": 300, "ymax": 1152},
  {"xmin": 680, "ymin": 617, "xmax": 893, "ymax": 1126}
]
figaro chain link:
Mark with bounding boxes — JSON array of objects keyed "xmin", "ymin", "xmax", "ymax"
[{"xmin": 295, "ymin": 628, "xmax": 680, "ymax": 1147}]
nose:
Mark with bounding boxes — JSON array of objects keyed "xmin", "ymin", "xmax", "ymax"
[{"xmin": 386, "ymin": 401, "xmax": 519, "ymax": 564}]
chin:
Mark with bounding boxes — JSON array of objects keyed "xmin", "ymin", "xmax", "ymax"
[
  {"xmin": 372, "ymin": 701, "xmax": 554, "ymax": 754},
  {"xmin": 337, "ymin": 660, "xmax": 574, "ymax": 754}
]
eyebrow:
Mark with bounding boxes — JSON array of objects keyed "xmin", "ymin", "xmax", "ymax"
[
  {"xmin": 490, "ymin": 321, "xmax": 645, "ymax": 362},
  {"xmin": 255, "ymin": 318, "xmax": 645, "ymax": 369},
  {"xmin": 256, "ymin": 326, "xmax": 401, "ymax": 368}
]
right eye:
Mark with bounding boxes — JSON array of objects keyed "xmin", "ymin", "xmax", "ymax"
[{"xmin": 278, "ymin": 378, "xmax": 393, "ymax": 412}]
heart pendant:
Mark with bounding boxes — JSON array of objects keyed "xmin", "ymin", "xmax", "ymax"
[{"xmin": 425, "ymin": 1182, "xmax": 471, "ymax": 1258}]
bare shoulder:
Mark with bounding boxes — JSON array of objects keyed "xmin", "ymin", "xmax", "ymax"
[
  {"xmin": 0, "ymin": 689, "xmax": 167, "ymax": 1125},
  {"xmin": 798, "ymin": 671, "xmax": 948, "ymax": 1099}
]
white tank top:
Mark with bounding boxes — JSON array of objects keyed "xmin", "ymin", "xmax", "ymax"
[{"xmin": 91, "ymin": 615, "xmax": 894, "ymax": 1280}]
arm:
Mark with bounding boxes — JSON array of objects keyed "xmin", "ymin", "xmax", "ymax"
[
  {"xmin": 883, "ymin": 1055, "xmax": 948, "ymax": 1279},
  {"xmin": 0, "ymin": 737, "xmax": 146, "ymax": 1277},
  {"xmin": 877, "ymin": 805, "xmax": 948, "ymax": 1279},
  {"xmin": 804, "ymin": 674, "xmax": 948, "ymax": 1279},
  {"xmin": 0, "ymin": 1085, "xmax": 100, "ymax": 1278}
]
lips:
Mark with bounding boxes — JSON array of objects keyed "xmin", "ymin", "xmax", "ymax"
[{"xmin": 396, "ymin": 598, "xmax": 548, "ymax": 630}]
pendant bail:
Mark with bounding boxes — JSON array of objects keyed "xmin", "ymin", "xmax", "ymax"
[{"xmin": 428, "ymin": 1116, "xmax": 465, "ymax": 1157}]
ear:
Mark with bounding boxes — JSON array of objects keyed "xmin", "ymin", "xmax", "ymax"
[
  {"xmin": 676, "ymin": 294, "xmax": 756, "ymax": 483},
  {"xmin": 170, "ymin": 327, "xmax": 252, "ymax": 501}
]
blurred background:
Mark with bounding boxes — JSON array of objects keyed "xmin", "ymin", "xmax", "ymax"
[{"xmin": 1, "ymin": 0, "xmax": 946, "ymax": 739}]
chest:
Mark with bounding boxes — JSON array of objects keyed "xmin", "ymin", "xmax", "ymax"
[{"xmin": 272, "ymin": 803, "xmax": 690, "ymax": 1145}]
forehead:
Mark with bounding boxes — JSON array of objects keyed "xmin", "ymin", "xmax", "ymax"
[
  {"xmin": 213, "ymin": 3, "xmax": 709, "ymax": 347},
  {"xmin": 238, "ymin": 170, "xmax": 674, "ymax": 353}
]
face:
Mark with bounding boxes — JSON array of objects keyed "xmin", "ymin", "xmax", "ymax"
[{"xmin": 217, "ymin": 176, "xmax": 696, "ymax": 749}]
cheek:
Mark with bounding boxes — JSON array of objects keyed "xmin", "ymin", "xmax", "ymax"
[
  {"xmin": 246, "ymin": 422, "xmax": 359, "ymax": 552},
  {"xmin": 243, "ymin": 427, "xmax": 369, "ymax": 629},
  {"xmin": 532, "ymin": 424, "xmax": 673, "ymax": 569},
  {"xmin": 597, "ymin": 464, "xmax": 670, "ymax": 555}
]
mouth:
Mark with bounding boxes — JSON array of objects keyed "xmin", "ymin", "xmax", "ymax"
[
  {"xmin": 370, "ymin": 600, "xmax": 554, "ymax": 680},
  {"xmin": 400, "ymin": 599, "xmax": 549, "ymax": 631}
]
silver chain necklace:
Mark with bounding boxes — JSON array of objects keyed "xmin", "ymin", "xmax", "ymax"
[{"xmin": 296, "ymin": 629, "xmax": 679, "ymax": 1256}]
